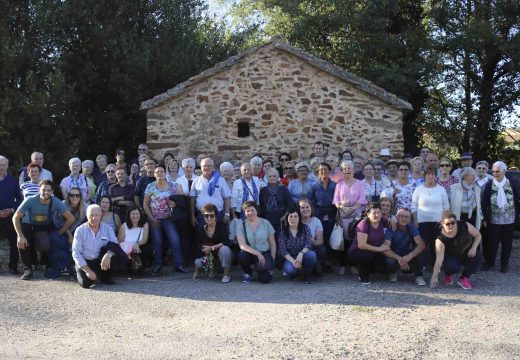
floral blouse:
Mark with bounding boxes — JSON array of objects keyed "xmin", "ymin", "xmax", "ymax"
[
  {"xmin": 279, "ymin": 224, "xmax": 313, "ymax": 258},
  {"xmin": 490, "ymin": 180, "xmax": 516, "ymax": 225}
]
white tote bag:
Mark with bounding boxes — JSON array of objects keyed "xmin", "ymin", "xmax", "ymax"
[{"xmin": 329, "ymin": 223, "xmax": 344, "ymax": 251}]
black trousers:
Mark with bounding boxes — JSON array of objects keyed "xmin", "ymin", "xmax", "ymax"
[
  {"xmin": 348, "ymin": 249, "xmax": 388, "ymax": 281},
  {"xmin": 485, "ymin": 223, "xmax": 515, "ymax": 269},
  {"xmin": 0, "ymin": 216, "xmax": 19, "ymax": 270},
  {"xmin": 237, "ymin": 251, "xmax": 272, "ymax": 283},
  {"xmin": 76, "ymin": 242, "xmax": 128, "ymax": 288},
  {"xmin": 19, "ymin": 223, "xmax": 52, "ymax": 268}
]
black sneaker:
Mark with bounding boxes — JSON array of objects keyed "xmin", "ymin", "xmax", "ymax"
[
  {"xmin": 358, "ymin": 276, "xmax": 371, "ymax": 285},
  {"xmin": 151, "ymin": 267, "xmax": 162, "ymax": 276},
  {"xmin": 175, "ymin": 266, "xmax": 189, "ymax": 274},
  {"xmin": 10, "ymin": 267, "xmax": 20, "ymax": 275},
  {"xmin": 303, "ymin": 275, "xmax": 311, "ymax": 284},
  {"xmin": 101, "ymin": 278, "xmax": 116, "ymax": 285},
  {"xmin": 21, "ymin": 268, "xmax": 34, "ymax": 280}
]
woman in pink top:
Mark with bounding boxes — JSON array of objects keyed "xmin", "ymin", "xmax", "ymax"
[{"xmin": 332, "ymin": 160, "xmax": 367, "ymax": 274}]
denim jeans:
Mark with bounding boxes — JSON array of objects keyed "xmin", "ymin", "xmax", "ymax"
[
  {"xmin": 443, "ymin": 250, "xmax": 481, "ymax": 278},
  {"xmin": 283, "ymin": 251, "xmax": 318, "ymax": 276},
  {"xmin": 150, "ymin": 218, "xmax": 182, "ymax": 268}
]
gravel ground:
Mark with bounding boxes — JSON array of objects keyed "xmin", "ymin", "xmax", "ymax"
[{"xmin": 1, "ymin": 251, "xmax": 519, "ymax": 360}]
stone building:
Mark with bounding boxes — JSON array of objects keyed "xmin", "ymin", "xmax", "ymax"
[{"xmin": 140, "ymin": 37, "xmax": 412, "ymax": 163}]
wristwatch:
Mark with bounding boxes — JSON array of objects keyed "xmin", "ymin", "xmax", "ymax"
[{"xmin": 211, "ymin": 246, "xmax": 215, "ymax": 251}]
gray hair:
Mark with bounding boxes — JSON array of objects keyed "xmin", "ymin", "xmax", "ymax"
[
  {"xmin": 492, "ymin": 161, "xmax": 507, "ymax": 172},
  {"xmin": 340, "ymin": 160, "xmax": 354, "ymax": 170},
  {"xmin": 31, "ymin": 152, "xmax": 43, "ymax": 160},
  {"xmin": 96, "ymin": 154, "xmax": 107, "ymax": 162},
  {"xmin": 295, "ymin": 161, "xmax": 311, "ymax": 172},
  {"xmin": 182, "ymin": 158, "xmax": 195, "ymax": 168},
  {"xmin": 0, "ymin": 155, "xmax": 8, "ymax": 164},
  {"xmin": 219, "ymin": 161, "xmax": 233, "ymax": 172},
  {"xmin": 69, "ymin": 157, "xmax": 81, "ymax": 167},
  {"xmin": 476, "ymin": 160, "xmax": 489, "ymax": 168},
  {"xmin": 250, "ymin": 156, "xmax": 263, "ymax": 166},
  {"xmin": 82, "ymin": 160, "xmax": 94, "ymax": 168},
  {"xmin": 460, "ymin": 166, "xmax": 477, "ymax": 178},
  {"xmin": 86, "ymin": 204, "xmax": 102, "ymax": 216}
]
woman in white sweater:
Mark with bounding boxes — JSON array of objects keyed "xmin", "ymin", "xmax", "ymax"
[{"xmin": 411, "ymin": 165, "xmax": 450, "ymax": 267}]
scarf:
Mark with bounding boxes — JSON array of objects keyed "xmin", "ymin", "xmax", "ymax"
[
  {"xmin": 241, "ymin": 177, "xmax": 259, "ymax": 219},
  {"xmin": 207, "ymin": 171, "xmax": 221, "ymax": 196},
  {"xmin": 461, "ymin": 181, "xmax": 477, "ymax": 218},
  {"xmin": 493, "ymin": 177, "xmax": 508, "ymax": 209},
  {"xmin": 266, "ymin": 183, "xmax": 279, "ymax": 213}
]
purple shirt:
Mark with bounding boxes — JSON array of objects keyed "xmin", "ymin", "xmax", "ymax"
[{"xmin": 349, "ymin": 219, "xmax": 387, "ymax": 252}]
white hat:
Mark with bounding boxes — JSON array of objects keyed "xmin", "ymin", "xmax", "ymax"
[{"xmin": 380, "ymin": 148, "xmax": 391, "ymax": 157}]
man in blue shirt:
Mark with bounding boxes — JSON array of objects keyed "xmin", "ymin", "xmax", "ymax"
[
  {"xmin": 12, "ymin": 180, "xmax": 75, "ymax": 280},
  {"xmin": 0, "ymin": 156, "xmax": 24, "ymax": 274},
  {"xmin": 384, "ymin": 208, "xmax": 427, "ymax": 286},
  {"xmin": 72, "ymin": 204, "xmax": 127, "ymax": 288}
]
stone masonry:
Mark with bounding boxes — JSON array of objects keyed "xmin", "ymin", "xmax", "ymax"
[{"xmin": 141, "ymin": 38, "xmax": 412, "ymax": 163}]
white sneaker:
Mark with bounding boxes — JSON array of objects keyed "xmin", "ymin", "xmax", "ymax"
[
  {"xmin": 415, "ymin": 276, "xmax": 426, "ymax": 286},
  {"xmin": 389, "ymin": 273, "xmax": 398, "ymax": 282},
  {"xmin": 221, "ymin": 275, "xmax": 231, "ymax": 283}
]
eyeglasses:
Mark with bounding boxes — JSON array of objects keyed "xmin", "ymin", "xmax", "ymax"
[
  {"xmin": 203, "ymin": 214, "xmax": 216, "ymax": 219},
  {"xmin": 443, "ymin": 221, "xmax": 456, "ymax": 226},
  {"xmin": 138, "ymin": 148, "xmax": 147, "ymax": 151},
  {"xmin": 69, "ymin": 194, "xmax": 81, "ymax": 198},
  {"xmin": 280, "ymin": 157, "xmax": 289, "ymax": 161},
  {"xmin": 440, "ymin": 164, "xmax": 451, "ymax": 167},
  {"xmin": 476, "ymin": 167, "xmax": 486, "ymax": 170},
  {"xmin": 398, "ymin": 168, "xmax": 409, "ymax": 172},
  {"xmin": 492, "ymin": 170, "xmax": 501, "ymax": 173},
  {"xmin": 284, "ymin": 167, "xmax": 294, "ymax": 170},
  {"xmin": 106, "ymin": 170, "xmax": 115, "ymax": 173}
]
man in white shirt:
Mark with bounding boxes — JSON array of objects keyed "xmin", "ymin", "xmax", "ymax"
[
  {"xmin": 72, "ymin": 204, "xmax": 126, "ymax": 288},
  {"xmin": 231, "ymin": 163, "xmax": 264, "ymax": 219},
  {"xmin": 190, "ymin": 158, "xmax": 231, "ymax": 229}
]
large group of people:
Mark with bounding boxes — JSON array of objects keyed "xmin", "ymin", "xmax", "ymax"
[{"xmin": 0, "ymin": 141, "xmax": 518, "ymax": 291}]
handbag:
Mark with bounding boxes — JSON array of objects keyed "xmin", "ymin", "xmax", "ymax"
[
  {"xmin": 329, "ymin": 223, "xmax": 344, "ymax": 251},
  {"xmin": 130, "ymin": 252, "xmax": 143, "ymax": 271}
]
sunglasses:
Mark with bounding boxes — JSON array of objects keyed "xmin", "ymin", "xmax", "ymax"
[
  {"xmin": 106, "ymin": 170, "xmax": 115, "ymax": 173},
  {"xmin": 69, "ymin": 194, "xmax": 81, "ymax": 198},
  {"xmin": 203, "ymin": 213, "xmax": 216, "ymax": 219},
  {"xmin": 439, "ymin": 164, "xmax": 451, "ymax": 167},
  {"xmin": 443, "ymin": 221, "xmax": 456, "ymax": 226},
  {"xmin": 280, "ymin": 157, "xmax": 289, "ymax": 161},
  {"xmin": 476, "ymin": 167, "xmax": 486, "ymax": 170}
]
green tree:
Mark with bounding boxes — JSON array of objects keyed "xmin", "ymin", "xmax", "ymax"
[{"xmin": 426, "ymin": 0, "xmax": 520, "ymax": 161}]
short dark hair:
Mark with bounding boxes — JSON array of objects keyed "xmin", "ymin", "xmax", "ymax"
[
  {"xmin": 319, "ymin": 162, "xmax": 331, "ymax": 171},
  {"xmin": 125, "ymin": 206, "xmax": 146, "ymax": 228},
  {"xmin": 98, "ymin": 196, "xmax": 113, "ymax": 210},
  {"xmin": 424, "ymin": 165, "xmax": 437, "ymax": 176},
  {"xmin": 201, "ymin": 203, "xmax": 218, "ymax": 215},
  {"xmin": 39, "ymin": 179, "xmax": 54, "ymax": 189},
  {"xmin": 262, "ymin": 159, "xmax": 273, "ymax": 167},
  {"xmin": 398, "ymin": 161, "xmax": 411, "ymax": 170},
  {"xmin": 278, "ymin": 152, "xmax": 291, "ymax": 161},
  {"xmin": 242, "ymin": 200, "xmax": 257, "ymax": 212},
  {"xmin": 366, "ymin": 201, "xmax": 381, "ymax": 213},
  {"xmin": 313, "ymin": 141, "xmax": 325, "ymax": 148}
]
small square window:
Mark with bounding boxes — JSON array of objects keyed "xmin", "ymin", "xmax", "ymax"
[{"xmin": 238, "ymin": 122, "xmax": 250, "ymax": 137}]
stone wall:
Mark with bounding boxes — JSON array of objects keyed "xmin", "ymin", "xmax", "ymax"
[{"xmin": 146, "ymin": 45, "xmax": 404, "ymax": 163}]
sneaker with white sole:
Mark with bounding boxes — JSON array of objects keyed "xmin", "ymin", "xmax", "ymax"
[
  {"xmin": 415, "ymin": 276, "xmax": 426, "ymax": 286},
  {"xmin": 358, "ymin": 276, "xmax": 371, "ymax": 285},
  {"xmin": 388, "ymin": 273, "xmax": 398, "ymax": 282},
  {"xmin": 241, "ymin": 274, "xmax": 251, "ymax": 283},
  {"xmin": 221, "ymin": 275, "xmax": 231, "ymax": 283},
  {"xmin": 457, "ymin": 276, "xmax": 472, "ymax": 290}
]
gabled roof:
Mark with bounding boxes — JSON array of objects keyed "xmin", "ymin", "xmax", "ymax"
[{"xmin": 140, "ymin": 36, "xmax": 413, "ymax": 111}]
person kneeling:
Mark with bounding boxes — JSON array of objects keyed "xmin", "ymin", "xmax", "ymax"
[
  {"xmin": 383, "ymin": 208, "xmax": 427, "ymax": 286},
  {"xmin": 430, "ymin": 211, "xmax": 481, "ymax": 290},
  {"xmin": 348, "ymin": 202, "xmax": 391, "ymax": 285},
  {"xmin": 236, "ymin": 201, "xmax": 277, "ymax": 284},
  {"xmin": 279, "ymin": 206, "xmax": 317, "ymax": 284},
  {"xmin": 72, "ymin": 204, "xmax": 127, "ymax": 288},
  {"xmin": 193, "ymin": 204, "xmax": 234, "ymax": 283}
]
